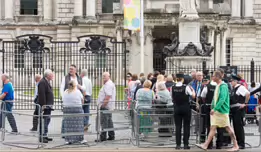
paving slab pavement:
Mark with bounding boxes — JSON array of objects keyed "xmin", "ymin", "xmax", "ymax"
[{"xmin": 0, "ymin": 110, "xmax": 261, "ymax": 152}]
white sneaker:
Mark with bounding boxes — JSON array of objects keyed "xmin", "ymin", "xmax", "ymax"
[{"xmin": 81, "ymin": 140, "xmax": 87, "ymax": 144}]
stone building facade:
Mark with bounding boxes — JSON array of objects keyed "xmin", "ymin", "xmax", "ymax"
[{"xmin": 0, "ymin": 0, "xmax": 260, "ymax": 76}]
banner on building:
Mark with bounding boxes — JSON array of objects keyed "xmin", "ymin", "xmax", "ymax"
[{"xmin": 123, "ymin": 0, "xmax": 140, "ymax": 31}]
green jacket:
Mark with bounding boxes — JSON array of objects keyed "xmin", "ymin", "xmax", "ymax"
[{"xmin": 212, "ymin": 82, "xmax": 230, "ymax": 114}]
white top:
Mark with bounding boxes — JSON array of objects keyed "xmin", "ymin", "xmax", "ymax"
[
  {"xmin": 60, "ymin": 76, "xmax": 82, "ymax": 99},
  {"xmin": 82, "ymin": 76, "xmax": 92, "ymax": 96},
  {"xmin": 235, "ymin": 84, "xmax": 250, "ymax": 97},
  {"xmin": 201, "ymin": 81, "xmax": 217, "ymax": 98},
  {"xmin": 97, "ymin": 80, "xmax": 116, "ymax": 110},
  {"xmin": 176, "ymin": 82, "xmax": 193, "ymax": 96},
  {"xmin": 62, "ymin": 89, "xmax": 83, "ymax": 107}
]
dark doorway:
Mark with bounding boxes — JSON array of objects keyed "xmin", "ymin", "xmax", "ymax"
[{"xmin": 153, "ymin": 39, "xmax": 171, "ymax": 72}]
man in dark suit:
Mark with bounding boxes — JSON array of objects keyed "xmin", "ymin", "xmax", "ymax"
[{"xmin": 38, "ymin": 69, "xmax": 54, "ymax": 143}]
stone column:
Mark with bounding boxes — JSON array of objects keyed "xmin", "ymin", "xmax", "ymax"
[
  {"xmin": 231, "ymin": 0, "xmax": 241, "ymax": 18},
  {"xmin": 116, "ymin": 27, "xmax": 123, "ymax": 85},
  {"xmin": 220, "ymin": 30, "xmax": 227, "ymax": 66},
  {"xmin": 86, "ymin": 0, "xmax": 96, "ymax": 19},
  {"xmin": 4, "ymin": 0, "xmax": 14, "ymax": 21},
  {"xmin": 44, "ymin": 0, "xmax": 52, "ymax": 21},
  {"xmin": 245, "ymin": 0, "xmax": 253, "ymax": 18},
  {"xmin": 74, "ymin": 0, "xmax": 83, "ymax": 17},
  {"xmin": 146, "ymin": 0, "xmax": 152, "ymax": 9},
  {"xmin": 209, "ymin": 0, "xmax": 213, "ymax": 9},
  {"xmin": 53, "ymin": 0, "xmax": 58, "ymax": 21}
]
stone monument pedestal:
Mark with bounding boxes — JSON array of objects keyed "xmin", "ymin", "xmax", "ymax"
[
  {"xmin": 179, "ymin": 18, "xmax": 201, "ymax": 50},
  {"xmin": 166, "ymin": 56, "xmax": 212, "ymax": 73}
]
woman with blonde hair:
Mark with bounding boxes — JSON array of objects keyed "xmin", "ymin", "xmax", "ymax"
[
  {"xmin": 152, "ymin": 74, "xmax": 165, "ymax": 93},
  {"xmin": 62, "ymin": 80, "xmax": 86, "ymax": 144}
]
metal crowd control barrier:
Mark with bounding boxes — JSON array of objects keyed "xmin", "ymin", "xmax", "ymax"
[
  {"xmin": 97, "ymin": 101, "xmax": 132, "ymax": 144},
  {"xmin": 198, "ymin": 103, "xmax": 261, "ymax": 149},
  {"xmin": 0, "ymin": 100, "xmax": 42, "ymax": 149},
  {"xmin": 41, "ymin": 103, "xmax": 97, "ymax": 149},
  {"xmin": 132, "ymin": 100, "xmax": 200, "ymax": 148}
]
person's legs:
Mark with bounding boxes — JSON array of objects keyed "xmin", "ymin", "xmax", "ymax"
[
  {"xmin": 174, "ymin": 107, "xmax": 182, "ymax": 147},
  {"xmin": 6, "ymin": 103, "xmax": 17, "ymax": 132},
  {"xmin": 183, "ymin": 107, "xmax": 191, "ymax": 148},
  {"xmin": 199, "ymin": 126, "xmax": 217, "ymax": 149},
  {"xmin": 31, "ymin": 105, "xmax": 39, "ymax": 131},
  {"xmin": 225, "ymin": 126, "xmax": 239, "ymax": 151},
  {"xmin": 99, "ymin": 107, "xmax": 108, "ymax": 141},
  {"xmin": 0, "ymin": 103, "xmax": 4, "ymax": 128},
  {"xmin": 200, "ymin": 111, "xmax": 207, "ymax": 143},
  {"xmin": 83, "ymin": 96, "xmax": 91, "ymax": 126},
  {"xmin": 107, "ymin": 112, "xmax": 115, "ymax": 140},
  {"xmin": 231, "ymin": 110, "xmax": 245, "ymax": 148},
  {"xmin": 216, "ymin": 128, "xmax": 225, "ymax": 148}
]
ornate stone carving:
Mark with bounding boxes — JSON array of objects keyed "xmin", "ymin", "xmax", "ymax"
[
  {"xmin": 163, "ymin": 32, "xmax": 179, "ymax": 56},
  {"xmin": 163, "ymin": 28, "xmax": 214, "ymax": 56},
  {"xmin": 79, "ymin": 36, "xmax": 111, "ymax": 54},
  {"xmin": 20, "ymin": 36, "xmax": 50, "ymax": 53}
]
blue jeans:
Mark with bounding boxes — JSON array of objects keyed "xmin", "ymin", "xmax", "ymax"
[{"xmin": 83, "ymin": 95, "xmax": 91, "ymax": 126}]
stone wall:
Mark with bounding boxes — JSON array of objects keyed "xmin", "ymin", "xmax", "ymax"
[
  {"xmin": 57, "ymin": 0, "xmax": 74, "ymax": 22},
  {"xmin": 254, "ymin": 0, "xmax": 261, "ymax": 24},
  {"xmin": 228, "ymin": 25, "xmax": 257, "ymax": 65}
]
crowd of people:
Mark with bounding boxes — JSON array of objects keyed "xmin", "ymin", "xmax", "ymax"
[
  {"xmin": 126, "ymin": 69, "xmax": 261, "ymax": 151},
  {"xmin": 1, "ymin": 65, "xmax": 261, "ymax": 151}
]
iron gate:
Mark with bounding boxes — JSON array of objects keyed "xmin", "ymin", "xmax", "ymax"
[{"xmin": 1, "ymin": 34, "xmax": 127, "ymax": 110}]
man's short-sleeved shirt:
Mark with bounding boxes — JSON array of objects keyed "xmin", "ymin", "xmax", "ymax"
[
  {"xmin": 2, "ymin": 82, "xmax": 14, "ymax": 101},
  {"xmin": 97, "ymin": 80, "xmax": 116, "ymax": 110}
]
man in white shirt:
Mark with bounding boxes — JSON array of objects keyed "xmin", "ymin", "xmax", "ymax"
[
  {"xmin": 95, "ymin": 72, "xmax": 116, "ymax": 142},
  {"xmin": 80, "ymin": 69, "xmax": 93, "ymax": 130}
]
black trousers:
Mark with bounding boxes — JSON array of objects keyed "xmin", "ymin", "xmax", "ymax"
[
  {"xmin": 39, "ymin": 109, "xmax": 52, "ymax": 138},
  {"xmin": 200, "ymin": 106, "xmax": 213, "ymax": 146},
  {"xmin": 32, "ymin": 105, "xmax": 40, "ymax": 129},
  {"xmin": 231, "ymin": 108, "xmax": 245, "ymax": 147},
  {"xmin": 174, "ymin": 104, "xmax": 191, "ymax": 146}
]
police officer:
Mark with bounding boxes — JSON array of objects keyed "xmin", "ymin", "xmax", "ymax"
[
  {"xmin": 230, "ymin": 74, "xmax": 250, "ymax": 149},
  {"xmin": 172, "ymin": 72, "xmax": 196, "ymax": 150},
  {"xmin": 200, "ymin": 74, "xmax": 217, "ymax": 149}
]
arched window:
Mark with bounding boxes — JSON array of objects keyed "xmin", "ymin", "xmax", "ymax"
[{"xmin": 20, "ymin": 0, "xmax": 38, "ymax": 15}]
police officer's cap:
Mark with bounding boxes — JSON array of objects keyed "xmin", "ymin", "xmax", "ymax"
[
  {"xmin": 231, "ymin": 74, "xmax": 241, "ymax": 81},
  {"xmin": 203, "ymin": 75, "xmax": 210, "ymax": 81},
  {"xmin": 176, "ymin": 73, "xmax": 184, "ymax": 78}
]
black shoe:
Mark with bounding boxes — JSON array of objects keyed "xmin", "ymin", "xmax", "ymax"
[
  {"xmin": 39, "ymin": 138, "xmax": 48, "ymax": 143},
  {"xmin": 175, "ymin": 145, "xmax": 181, "ymax": 150},
  {"xmin": 30, "ymin": 128, "xmax": 37, "ymax": 132},
  {"xmin": 11, "ymin": 130, "xmax": 18, "ymax": 134},
  {"xmin": 95, "ymin": 139, "xmax": 106, "ymax": 142},
  {"xmin": 184, "ymin": 145, "xmax": 190, "ymax": 149},
  {"xmin": 46, "ymin": 137, "xmax": 53, "ymax": 141},
  {"xmin": 107, "ymin": 137, "xmax": 115, "ymax": 141}
]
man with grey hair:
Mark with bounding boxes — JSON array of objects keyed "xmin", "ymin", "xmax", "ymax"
[
  {"xmin": 38, "ymin": 69, "xmax": 54, "ymax": 143},
  {"xmin": 95, "ymin": 72, "xmax": 116, "ymax": 142},
  {"xmin": 80, "ymin": 69, "xmax": 93, "ymax": 131},
  {"xmin": 30, "ymin": 74, "xmax": 42, "ymax": 131},
  {"xmin": 0, "ymin": 73, "xmax": 18, "ymax": 133}
]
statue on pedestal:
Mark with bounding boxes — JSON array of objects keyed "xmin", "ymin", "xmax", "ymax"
[{"xmin": 180, "ymin": 0, "xmax": 198, "ymax": 18}]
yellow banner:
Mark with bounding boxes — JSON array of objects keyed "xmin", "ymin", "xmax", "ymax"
[{"xmin": 123, "ymin": 0, "xmax": 140, "ymax": 31}]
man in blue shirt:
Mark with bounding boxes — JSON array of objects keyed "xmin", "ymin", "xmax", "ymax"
[{"xmin": 0, "ymin": 73, "xmax": 18, "ymax": 133}]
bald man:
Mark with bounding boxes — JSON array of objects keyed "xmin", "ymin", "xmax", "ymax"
[
  {"xmin": 95, "ymin": 72, "xmax": 116, "ymax": 142},
  {"xmin": 30, "ymin": 74, "xmax": 42, "ymax": 131}
]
